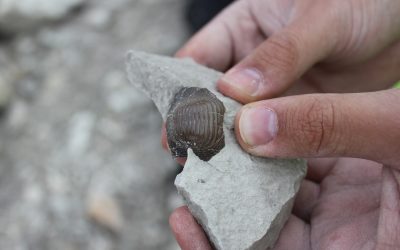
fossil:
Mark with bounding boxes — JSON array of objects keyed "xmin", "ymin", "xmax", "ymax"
[{"xmin": 166, "ymin": 87, "xmax": 226, "ymax": 161}]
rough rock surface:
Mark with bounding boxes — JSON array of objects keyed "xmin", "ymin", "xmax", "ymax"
[
  {"xmin": 0, "ymin": 0, "xmax": 189, "ymax": 249},
  {"xmin": 127, "ymin": 51, "xmax": 307, "ymax": 250},
  {"xmin": 0, "ymin": 0, "xmax": 85, "ymax": 33}
]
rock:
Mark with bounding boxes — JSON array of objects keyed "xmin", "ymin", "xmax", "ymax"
[
  {"xmin": 87, "ymin": 192, "xmax": 124, "ymax": 234},
  {"xmin": 126, "ymin": 51, "xmax": 307, "ymax": 250},
  {"xmin": 67, "ymin": 111, "xmax": 96, "ymax": 156},
  {"xmin": 83, "ymin": 7, "xmax": 111, "ymax": 29},
  {"xmin": 0, "ymin": 75, "xmax": 13, "ymax": 113},
  {"xmin": 0, "ymin": 1, "xmax": 189, "ymax": 249},
  {"xmin": 0, "ymin": 0, "xmax": 85, "ymax": 33},
  {"xmin": 6, "ymin": 100, "xmax": 28, "ymax": 129}
]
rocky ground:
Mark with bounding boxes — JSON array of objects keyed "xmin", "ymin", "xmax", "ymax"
[{"xmin": 0, "ymin": 0, "xmax": 189, "ymax": 249}]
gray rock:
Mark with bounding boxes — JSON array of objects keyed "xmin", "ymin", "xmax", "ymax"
[
  {"xmin": 126, "ymin": 51, "xmax": 307, "ymax": 250},
  {"xmin": 0, "ymin": 1, "xmax": 189, "ymax": 248},
  {"xmin": 0, "ymin": 75, "xmax": 13, "ymax": 111},
  {"xmin": 83, "ymin": 7, "xmax": 111, "ymax": 29},
  {"xmin": 0, "ymin": 0, "xmax": 85, "ymax": 33}
]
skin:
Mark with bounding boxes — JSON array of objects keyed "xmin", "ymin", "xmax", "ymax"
[{"xmin": 163, "ymin": 0, "xmax": 400, "ymax": 249}]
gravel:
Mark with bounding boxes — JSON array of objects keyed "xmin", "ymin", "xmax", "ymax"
[{"xmin": 0, "ymin": 0, "xmax": 189, "ymax": 249}]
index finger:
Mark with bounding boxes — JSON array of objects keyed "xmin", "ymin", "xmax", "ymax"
[{"xmin": 176, "ymin": 0, "xmax": 265, "ymax": 72}]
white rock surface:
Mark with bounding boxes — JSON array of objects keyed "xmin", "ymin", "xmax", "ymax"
[
  {"xmin": 126, "ymin": 51, "xmax": 307, "ymax": 250},
  {"xmin": 0, "ymin": 0, "xmax": 84, "ymax": 32}
]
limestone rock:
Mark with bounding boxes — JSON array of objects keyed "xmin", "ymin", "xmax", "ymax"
[
  {"xmin": 0, "ymin": 0, "xmax": 85, "ymax": 33},
  {"xmin": 126, "ymin": 51, "xmax": 307, "ymax": 250}
]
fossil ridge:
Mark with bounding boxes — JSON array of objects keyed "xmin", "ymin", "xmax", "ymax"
[
  {"xmin": 126, "ymin": 51, "xmax": 307, "ymax": 250},
  {"xmin": 166, "ymin": 87, "xmax": 226, "ymax": 161}
]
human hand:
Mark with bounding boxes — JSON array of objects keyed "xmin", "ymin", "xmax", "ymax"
[
  {"xmin": 168, "ymin": 89, "xmax": 400, "ymax": 249},
  {"xmin": 170, "ymin": 157, "xmax": 400, "ymax": 249},
  {"xmin": 164, "ymin": 0, "xmax": 400, "ymax": 163},
  {"xmin": 166, "ymin": 0, "xmax": 400, "ymax": 249},
  {"xmin": 177, "ymin": 0, "xmax": 400, "ymax": 102}
]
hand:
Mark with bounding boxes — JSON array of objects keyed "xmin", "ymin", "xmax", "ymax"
[
  {"xmin": 177, "ymin": 0, "xmax": 400, "ymax": 102},
  {"xmin": 166, "ymin": 0, "xmax": 400, "ymax": 248},
  {"xmin": 170, "ymin": 158, "xmax": 400, "ymax": 250},
  {"xmin": 169, "ymin": 89, "xmax": 400, "ymax": 249}
]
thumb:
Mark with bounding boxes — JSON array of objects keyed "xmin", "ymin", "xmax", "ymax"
[
  {"xmin": 235, "ymin": 89, "xmax": 400, "ymax": 167},
  {"xmin": 218, "ymin": 7, "xmax": 336, "ymax": 103}
]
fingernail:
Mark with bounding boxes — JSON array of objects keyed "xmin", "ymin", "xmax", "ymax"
[
  {"xmin": 239, "ymin": 107, "xmax": 278, "ymax": 146},
  {"xmin": 221, "ymin": 68, "xmax": 264, "ymax": 96}
]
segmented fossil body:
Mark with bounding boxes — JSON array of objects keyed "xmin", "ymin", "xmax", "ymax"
[{"xmin": 166, "ymin": 87, "xmax": 226, "ymax": 161}]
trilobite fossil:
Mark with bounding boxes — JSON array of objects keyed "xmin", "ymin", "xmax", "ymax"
[{"xmin": 166, "ymin": 87, "xmax": 226, "ymax": 161}]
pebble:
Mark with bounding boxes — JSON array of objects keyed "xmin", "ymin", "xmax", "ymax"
[{"xmin": 87, "ymin": 192, "xmax": 124, "ymax": 233}]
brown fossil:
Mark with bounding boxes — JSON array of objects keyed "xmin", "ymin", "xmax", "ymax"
[{"xmin": 166, "ymin": 87, "xmax": 226, "ymax": 161}]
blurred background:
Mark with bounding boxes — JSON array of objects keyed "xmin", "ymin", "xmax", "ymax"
[
  {"xmin": 0, "ymin": 0, "xmax": 232, "ymax": 249},
  {"xmin": 1, "ymin": 1, "xmax": 399, "ymax": 250}
]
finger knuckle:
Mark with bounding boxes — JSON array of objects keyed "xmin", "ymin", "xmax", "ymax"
[
  {"xmin": 255, "ymin": 32, "xmax": 300, "ymax": 76},
  {"xmin": 292, "ymin": 97, "xmax": 341, "ymax": 155}
]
